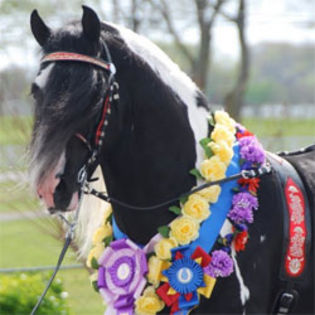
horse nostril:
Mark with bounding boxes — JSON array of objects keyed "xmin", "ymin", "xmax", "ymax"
[{"xmin": 55, "ymin": 172, "xmax": 64, "ymax": 179}]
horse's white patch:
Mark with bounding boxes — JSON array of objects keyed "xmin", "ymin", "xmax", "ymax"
[
  {"xmin": 108, "ymin": 22, "xmax": 209, "ymax": 169},
  {"xmin": 34, "ymin": 63, "xmax": 54, "ymax": 89},
  {"xmin": 232, "ymin": 249, "xmax": 250, "ymax": 306},
  {"xmin": 220, "ymin": 219, "xmax": 233, "ymax": 236},
  {"xmin": 73, "ymin": 166, "xmax": 111, "ymax": 259},
  {"xmin": 260, "ymin": 235, "xmax": 266, "ymax": 243}
]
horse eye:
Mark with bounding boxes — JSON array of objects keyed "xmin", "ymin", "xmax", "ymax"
[{"xmin": 31, "ymin": 83, "xmax": 40, "ymax": 96}]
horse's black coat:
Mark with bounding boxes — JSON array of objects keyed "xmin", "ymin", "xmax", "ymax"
[{"xmin": 30, "ymin": 7, "xmax": 314, "ymax": 314}]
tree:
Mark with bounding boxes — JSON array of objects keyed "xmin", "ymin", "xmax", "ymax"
[
  {"xmin": 147, "ymin": 0, "xmax": 226, "ymax": 91},
  {"xmin": 223, "ymin": 0, "xmax": 249, "ymax": 121}
]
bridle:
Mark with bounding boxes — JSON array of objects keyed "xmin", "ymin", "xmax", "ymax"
[
  {"xmin": 31, "ymin": 43, "xmax": 119, "ymax": 315},
  {"xmin": 41, "ymin": 47, "xmax": 119, "ymax": 183}
]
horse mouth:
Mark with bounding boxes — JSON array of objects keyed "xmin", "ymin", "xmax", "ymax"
[
  {"xmin": 36, "ymin": 153, "xmax": 80, "ymax": 212},
  {"xmin": 47, "ymin": 191, "xmax": 79, "ymax": 214}
]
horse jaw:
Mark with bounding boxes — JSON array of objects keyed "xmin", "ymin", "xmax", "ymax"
[{"xmin": 36, "ymin": 152, "xmax": 78, "ymax": 211}]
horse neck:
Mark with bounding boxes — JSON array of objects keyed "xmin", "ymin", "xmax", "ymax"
[{"xmin": 99, "ymin": 58, "xmax": 202, "ymax": 243}]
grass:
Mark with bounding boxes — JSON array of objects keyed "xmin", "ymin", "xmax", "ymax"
[
  {"xmin": 0, "ymin": 181, "xmax": 39, "ymax": 213},
  {"xmin": 0, "ymin": 218, "xmax": 104, "ymax": 314},
  {"xmin": 243, "ymin": 117, "xmax": 315, "ymax": 137},
  {"xmin": 0, "ymin": 116, "xmax": 32, "ymax": 146}
]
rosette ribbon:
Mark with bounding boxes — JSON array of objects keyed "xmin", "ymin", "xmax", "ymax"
[
  {"xmin": 156, "ymin": 245, "xmax": 216, "ymax": 314},
  {"xmin": 97, "ymin": 239, "xmax": 148, "ymax": 315}
]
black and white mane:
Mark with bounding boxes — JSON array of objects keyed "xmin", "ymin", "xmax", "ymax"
[{"xmin": 29, "ymin": 7, "xmax": 314, "ymax": 314}]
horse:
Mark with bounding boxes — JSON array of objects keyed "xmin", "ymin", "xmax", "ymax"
[{"xmin": 29, "ymin": 6, "xmax": 314, "ymax": 314}]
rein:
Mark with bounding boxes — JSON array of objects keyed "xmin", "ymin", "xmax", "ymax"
[
  {"xmin": 31, "ymin": 45, "xmax": 117, "ymax": 314},
  {"xmin": 86, "ymin": 165, "xmax": 272, "ymax": 211}
]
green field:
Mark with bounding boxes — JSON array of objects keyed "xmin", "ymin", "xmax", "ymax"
[
  {"xmin": 243, "ymin": 117, "xmax": 315, "ymax": 137},
  {"xmin": 0, "ymin": 181, "xmax": 39, "ymax": 213},
  {"xmin": 1, "ymin": 116, "xmax": 315, "ymax": 146},
  {"xmin": 0, "ymin": 219, "xmax": 104, "ymax": 314}
]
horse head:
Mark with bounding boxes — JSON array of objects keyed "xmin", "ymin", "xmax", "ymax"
[{"xmin": 30, "ymin": 6, "xmax": 123, "ymax": 212}]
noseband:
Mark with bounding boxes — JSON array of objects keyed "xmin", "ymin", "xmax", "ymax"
[{"xmin": 41, "ymin": 47, "xmax": 119, "ymax": 181}]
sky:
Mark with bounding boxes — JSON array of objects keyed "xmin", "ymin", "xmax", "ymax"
[{"xmin": 0, "ymin": 0, "xmax": 314, "ymax": 70}]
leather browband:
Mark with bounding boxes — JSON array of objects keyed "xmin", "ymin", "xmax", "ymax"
[{"xmin": 41, "ymin": 52, "xmax": 116, "ymax": 73}]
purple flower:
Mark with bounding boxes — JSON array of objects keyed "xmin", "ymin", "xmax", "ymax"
[
  {"xmin": 239, "ymin": 136, "xmax": 265, "ymax": 164},
  {"xmin": 228, "ymin": 192, "xmax": 258, "ymax": 223},
  {"xmin": 204, "ymin": 250, "xmax": 234, "ymax": 278},
  {"xmin": 97, "ymin": 239, "xmax": 147, "ymax": 314},
  {"xmin": 235, "ymin": 123, "xmax": 246, "ymax": 133}
]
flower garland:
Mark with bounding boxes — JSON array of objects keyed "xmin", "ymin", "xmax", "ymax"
[{"xmin": 86, "ymin": 111, "xmax": 266, "ymax": 315}]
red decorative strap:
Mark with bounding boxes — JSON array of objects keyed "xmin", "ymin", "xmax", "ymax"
[
  {"xmin": 284, "ymin": 177, "xmax": 306, "ymax": 277},
  {"xmin": 42, "ymin": 52, "xmax": 112, "ymax": 72}
]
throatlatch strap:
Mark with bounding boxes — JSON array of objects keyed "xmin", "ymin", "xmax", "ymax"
[{"xmin": 267, "ymin": 153, "xmax": 311, "ymax": 314}]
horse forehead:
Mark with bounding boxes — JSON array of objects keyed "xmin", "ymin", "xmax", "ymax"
[{"xmin": 34, "ymin": 63, "xmax": 54, "ymax": 89}]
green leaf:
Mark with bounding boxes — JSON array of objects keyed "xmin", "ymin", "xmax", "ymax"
[
  {"xmin": 199, "ymin": 138, "xmax": 214, "ymax": 158},
  {"xmin": 232, "ymin": 187, "xmax": 240, "ymax": 192},
  {"xmin": 92, "ymin": 280, "xmax": 99, "ymax": 292},
  {"xmin": 158, "ymin": 225, "xmax": 170, "ymax": 238},
  {"xmin": 103, "ymin": 235, "xmax": 114, "ymax": 247},
  {"xmin": 169, "ymin": 206, "xmax": 182, "ymax": 215},
  {"xmin": 189, "ymin": 168, "xmax": 203, "ymax": 180},
  {"xmin": 105, "ymin": 213, "xmax": 113, "ymax": 224},
  {"xmin": 91, "ymin": 257, "xmax": 99, "ymax": 270},
  {"xmin": 199, "ymin": 137, "xmax": 211, "ymax": 147},
  {"xmin": 179, "ymin": 195, "xmax": 188, "ymax": 205},
  {"xmin": 208, "ymin": 114, "xmax": 215, "ymax": 126},
  {"xmin": 204, "ymin": 146, "xmax": 214, "ymax": 158}
]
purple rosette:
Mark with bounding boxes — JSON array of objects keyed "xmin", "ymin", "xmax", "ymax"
[
  {"xmin": 97, "ymin": 239, "xmax": 148, "ymax": 315},
  {"xmin": 239, "ymin": 136, "xmax": 265, "ymax": 165},
  {"xmin": 228, "ymin": 192, "xmax": 258, "ymax": 224}
]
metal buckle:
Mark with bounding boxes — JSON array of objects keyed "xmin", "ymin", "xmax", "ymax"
[
  {"xmin": 277, "ymin": 292, "xmax": 295, "ymax": 314},
  {"xmin": 77, "ymin": 166, "xmax": 87, "ymax": 184}
]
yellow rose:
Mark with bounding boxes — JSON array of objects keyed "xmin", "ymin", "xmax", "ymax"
[
  {"xmin": 211, "ymin": 124, "xmax": 235, "ymax": 147},
  {"xmin": 200, "ymin": 156, "xmax": 227, "ymax": 182},
  {"xmin": 147, "ymin": 256, "xmax": 170, "ymax": 286},
  {"xmin": 214, "ymin": 111, "xmax": 236, "ymax": 134},
  {"xmin": 182, "ymin": 194, "xmax": 210, "ymax": 222},
  {"xmin": 197, "ymin": 185, "xmax": 221, "ymax": 203},
  {"xmin": 86, "ymin": 244, "xmax": 105, "ymax": 268},
  {"xmin": 170, "ymin": 215, "xmax": 199, "ymax": 245},
  {"xmin": 154, "ymin": 237, "xmax": 178, "ymax": 260},
  {"xmin": 135, "ymin": 286, "xmax": 165, "ymax": 315},
  {"xmin": 208, "ymin": 140, "xmax": 234, "ymax": 165},
  {"xmin": 92, "ymin": 223, "xmax": 113, "ymax": 245}
]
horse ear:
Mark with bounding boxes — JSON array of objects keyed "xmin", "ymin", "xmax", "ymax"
[
  {"xmin": 30, "ymin": 10, "xmax": 51, "ymax": 47},
  {"xmin": 82, "ymin": 5, "xmax": 100, "ymax": 43}
]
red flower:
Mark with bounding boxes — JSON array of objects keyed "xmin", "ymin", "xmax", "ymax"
[
  {"xmin": 236, "ymin": 130, "xmax": 254, "ymax": 139},
  {"xmin": 238, "ymin": 177, "xmax": 260, "ymax": 193},
  {"xmin": 234, "ymin": 230, "xmax": 249, "ymax": 252}
]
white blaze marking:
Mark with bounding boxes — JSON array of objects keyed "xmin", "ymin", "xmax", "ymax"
[
  {"xmin": 108, "ymin": 22, "xmax": 209, "ymax": 168},
  {"xmin": 34, "ymin": 63, "xmax": 54, "ymax": 88},
  {"xmin": 232, "ymin": 249, "xmax": 250, "ymax": 306},
  {"xmin": 260, "ymin": 235, "xmax": 266, "ymax": 243}
]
